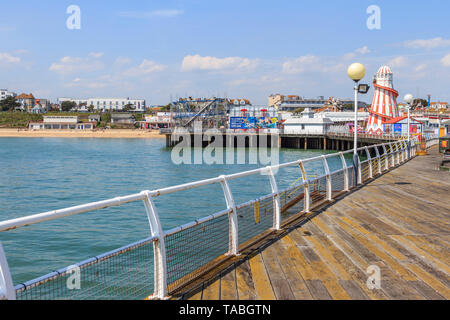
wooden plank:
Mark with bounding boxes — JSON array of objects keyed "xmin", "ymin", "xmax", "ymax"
[
  {"xmin": 302, "ymin": 221, "xmax": 388, "ymax": 300},
  {"xmin": 338, "ymin": 280, "xmax": 369, "ymax": 300},
  {"xmin": 260, "ymin": 245, "xmax": 295, "ymax": 300},
  {"xmin": 289, "ymin": 229, "xmax": 351, "ymax": 300},
  {"xmin": 202, "ymin": 278, "xmax": 220, "ymax": 300},
  {"xmin": 281, "ymin": 235, "xmax": 318, "ymax": 281},
  {"xmin": 248, "ymin": 253, "xmax": 276, "ymax": 300},
  {"xmin": 235, "ymin": 260, "xmax": 257, "ymax": 300},
  {"xmin": 271, "ymin": 239, "xmax": 314, "ymax": 300},
  {"xmin": 338, "ymin": 216, "xmax": 408, "ymax": 262},
  {"xmin": 407, "ymin": 281, "xmax": 445, "ymax": 300},
  {"xmin": 304, "ymin": 279, "xmax": 332, "ymax": 300},
  {"xmin": 335, "ymin": 218, "xmax": 418, "ymax": 281},
  {"xmin": 390, "ymin": 235, "xmax": 450, "ymax": 275},
  {"xmin": 404, "ymin": 263, "xmax": 450, "ymax": 299},
  {"xmin": 404, "ymin": 235, "xmax": 450, "ymax": 266},
  {"xmin": 220, "ymin": 268, "xmax": 237, "ymax": 300}
]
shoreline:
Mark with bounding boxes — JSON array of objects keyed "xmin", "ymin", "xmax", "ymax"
[{"xmin": 0, "ymin": 128, "xmax": 165, "ymax": 139}]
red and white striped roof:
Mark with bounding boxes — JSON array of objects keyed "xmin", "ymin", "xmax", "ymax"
[{"xmin": 377, "ymin": 66, "xmax": 392, "ymax": 74}]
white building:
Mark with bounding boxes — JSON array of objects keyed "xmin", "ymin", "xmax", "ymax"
[
  {"xmin": 283, "ymin": 108, "xmax": 333, "ymax": 135},
  {"xmin": 58, "ymin": 97, "xmax": 146, "ymax": 112},
  {"xmin": 0, "ymin": 89, "xmax": 16, "ymax": 100},
  {"xmin": 28, "ymin": 116, "xmax": 95, "ymax": 130}
]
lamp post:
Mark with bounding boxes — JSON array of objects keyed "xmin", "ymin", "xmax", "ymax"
[
  {"xmin": 347, "ymin": 63, "xmax": 366, "ymax": 186},
  {"xmin": 404, "ymin": 94, "xmax": 414, "ymax": 157}
]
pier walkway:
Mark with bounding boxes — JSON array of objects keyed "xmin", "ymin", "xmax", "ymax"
[{"xmin": 178, "ymin": 147, "xmax": 449, "ymax": 300}]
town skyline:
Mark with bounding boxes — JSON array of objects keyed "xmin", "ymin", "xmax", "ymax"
[{"xmin": 1, "ymin": 1, "xmax": 450, "ymax": 105}]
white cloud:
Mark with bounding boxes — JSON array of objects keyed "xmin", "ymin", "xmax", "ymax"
[
  {"xmin": 388, "ymin": 56, "xmax": 408, "ymax": 68},
  {"xmin": 114, "ymin": 57, "xmax": 132, "ymax": 65},
  {"xmin": 89, "ymin": 52, "xmax": 104, "ymax": 58},
  {"xmin": 123, "ymin": 59, "xmax": 167, "ymax": 76},
  {"xmin": 181, "ymin": 54, "xmax": 258, "ymax": 72},
  {"xmin": 415, "ymin": 64, "xmax": 427, "ymax": 72},
  {"xmin": 49, "ymin": 55, "xmax": 104, "ymax": 75},
  {"xmin": 282, "ymin": 55, "xmax": 322, "ymax": 74},
  {"xmin": 441, "ymin": 54, "xmax": 450, "ymax": 67},
  {"xmin": 402, "ymin": 37, "xmax": 450, "ymax": 49},
  {"xmin": 118, "ymin": 10, "xmax": 184, "ymax": 19},
  {"xmin": 355, "ymin": 46, "xmax": 370, "ymax": 55},
  {"xmin": 0, "ymin": 52, "xmax": 20, "ymax": 64}
]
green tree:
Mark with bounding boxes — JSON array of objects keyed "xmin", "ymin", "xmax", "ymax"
[
  {"xmin": 88, "ymin": 104, "xmax": 95, "ymax": 112},
  {"xmin": 293, "ymin": 107, "xmax": 305, "ymax": 114},
  {"xmin": 0, "ymin": 96, "xmax": 21, "ymax": 111},
  {"xmin": 160, "ymin": 104, "xmax": 171, "ymax": 112},
  {"xmin": 61, "ymin": 101, "xmax": 77, "ymax": 112},
  {"xmin": 123, "ymin": 103, "xmax": 134, "ymax": 112}
]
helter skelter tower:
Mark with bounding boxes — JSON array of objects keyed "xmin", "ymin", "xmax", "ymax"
[{"xmin": 366, "ymin": 66, "xmax": 400, "ymax": 134}]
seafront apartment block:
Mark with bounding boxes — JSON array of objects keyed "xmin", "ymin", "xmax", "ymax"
[{"xmin": 58, "ymin": 97, "xmax": 146, "ymax": 112}]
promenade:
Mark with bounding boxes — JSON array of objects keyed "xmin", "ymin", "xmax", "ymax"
[{"xmin": 179, "ymin": 147, "xmax": 449, "ymax": 300}]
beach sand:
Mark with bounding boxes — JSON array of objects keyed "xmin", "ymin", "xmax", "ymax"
[{"xmin": 0, "ymin": 128, "xmax": 165, "ymax": 139}]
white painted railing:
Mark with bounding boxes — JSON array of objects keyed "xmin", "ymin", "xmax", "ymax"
[{"xmin": 0, "ymin": 138, "xmax": 438, "ymax": 300}]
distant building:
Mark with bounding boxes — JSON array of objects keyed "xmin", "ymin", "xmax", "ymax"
[
  {"xmin": 0, "ymin": 89, "xmax": 16, "ymax": 100},
  {"xmin": 383, "ymin": 116, "xmax": 424, "ymax": 135},
  {"xmin": 430, "ymin": 102, "xmax": 449, "ymax": 110},
  {"xmin": 111, "ymin": 113, "xmax": 135, "ymax": 124},
  {"xmin": 269, "ymin": 94, "xmax": 367, "ymax": 111},
  {"xmin": 16, "ymin": 93, "xmax": 35, "ymax": 112},
  {"xmin": 28, "ymin": 116, "xmax": 96, "ymax": 130},
  {"xmin": 58, "ymin": 97, "xmax": 146, "ymax": 112},
  {"xmin": 283, "ymin": 108, "xmax": 333, "ymax": 135}
]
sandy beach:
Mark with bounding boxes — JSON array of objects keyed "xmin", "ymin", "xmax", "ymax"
[{"xmin": 0, "ymin": 128, "xmax": 165, "ymax": 139}]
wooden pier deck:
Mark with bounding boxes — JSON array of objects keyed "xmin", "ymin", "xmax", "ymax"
[{"xmin": 177, "ymin": 147, "xmax": 449, "ymax": 300}]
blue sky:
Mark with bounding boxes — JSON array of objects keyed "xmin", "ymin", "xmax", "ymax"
[{"xmin": 1, "ymin": 0, "xmax": 450, "ymax": 105}]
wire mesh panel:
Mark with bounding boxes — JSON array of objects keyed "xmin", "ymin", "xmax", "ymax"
[
  {"xmin": 279, "ymin": 183, "xmax": 305, "ymax": 221},
  {"xmin": 164, "ymin": 213, "xmax": 229, "ymax": 292},
  {"xmin": 348, "ymin": 165, "xmax": 356, "ymax": 188},
  {"xmin": 15, "ymin": 237, "xmax": 156, "ymax": 300},
  {"xmin": 309, "ymin": 176, "xmax": 327, "ymax": 205},
  {"xmin": 331, "ymin": 170, "xmax": 346, "ymax": 193},
  {"xmin": 371, "ymin": 157, "xmax": 380, "ymax": 176},
  {"xmin": 237, "ymin": 195, "xmax": 274, "ymax": 246},
  {"xmin": 360, "ymin": 161, "xmax": 371, "ymax": 182}
]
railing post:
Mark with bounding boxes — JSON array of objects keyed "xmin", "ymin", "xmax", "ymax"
[
  {"xmin": 0, "ymin": 242, "xmax": 15, "ymax": 300},
  {"xmin": 338, "ymin": 152, "xmax": 349, "ymax": 191},
  {"xmin": 321, "ymin": 156, "xmax": 332, "ymax": 201},
  {"xmin": 355, "ymin": 152, "xmax": 362, "ymax": 184},
  {"xmin": 266, "ymin": 167, "xmax": 281, "ymax": 230},
  {"xmin": 298, "ymin": 161, "xmax": 310, "ymax": 213},
  {"xmin": 219, "ymin": 175, "xmax": 239, "ymax": 256},
  {"xmin": 374, "ymin": 146, "xmax": 382, "ymax": 175},
  {"xmin": 142, "ymin": 191, "xmax": 168, "ymax": 300},
  {"xmin": 364, "ymin": 147, "xmax": 373, "ymax": 179}
]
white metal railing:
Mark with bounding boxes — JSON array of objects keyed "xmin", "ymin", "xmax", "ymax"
[{"xmin": 0, "ymin": 138, "xmax": 438, "ymax": 300}]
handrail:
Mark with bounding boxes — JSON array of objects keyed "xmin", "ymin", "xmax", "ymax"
[{"xmin": 0, "ymin": 137, "xmax": 439, "ymax": 300}]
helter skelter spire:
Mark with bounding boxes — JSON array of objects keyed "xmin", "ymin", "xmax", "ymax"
[{"xmin": 366, "ymin": 66, "xmax": 400, "ymax": 134}]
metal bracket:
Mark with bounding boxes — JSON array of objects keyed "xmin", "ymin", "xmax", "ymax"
[
  {"xmin": 266, "ymin": 167, "xmax": 281, "ymax": 230},
  {"xmin": 338, "ymin": 152, "xmax": 349, "ymax": 191},
  {"xmin": 298, "ymin": 161, "xmax": 310, "ymax": 213},
  {"xmin": 0, "ymin": 242, "xmax": 16, "ymax": 300},
  {"xmin": 321, "ymin": 156, "xmax": 332, "ymax": 201},
  {"xmin": 142, "ymin": 191, "xmax": 168, "ymax": 300},
  {"xmin": 219, "ymin": 176, "xmax": 239, "ymax": 256}
]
